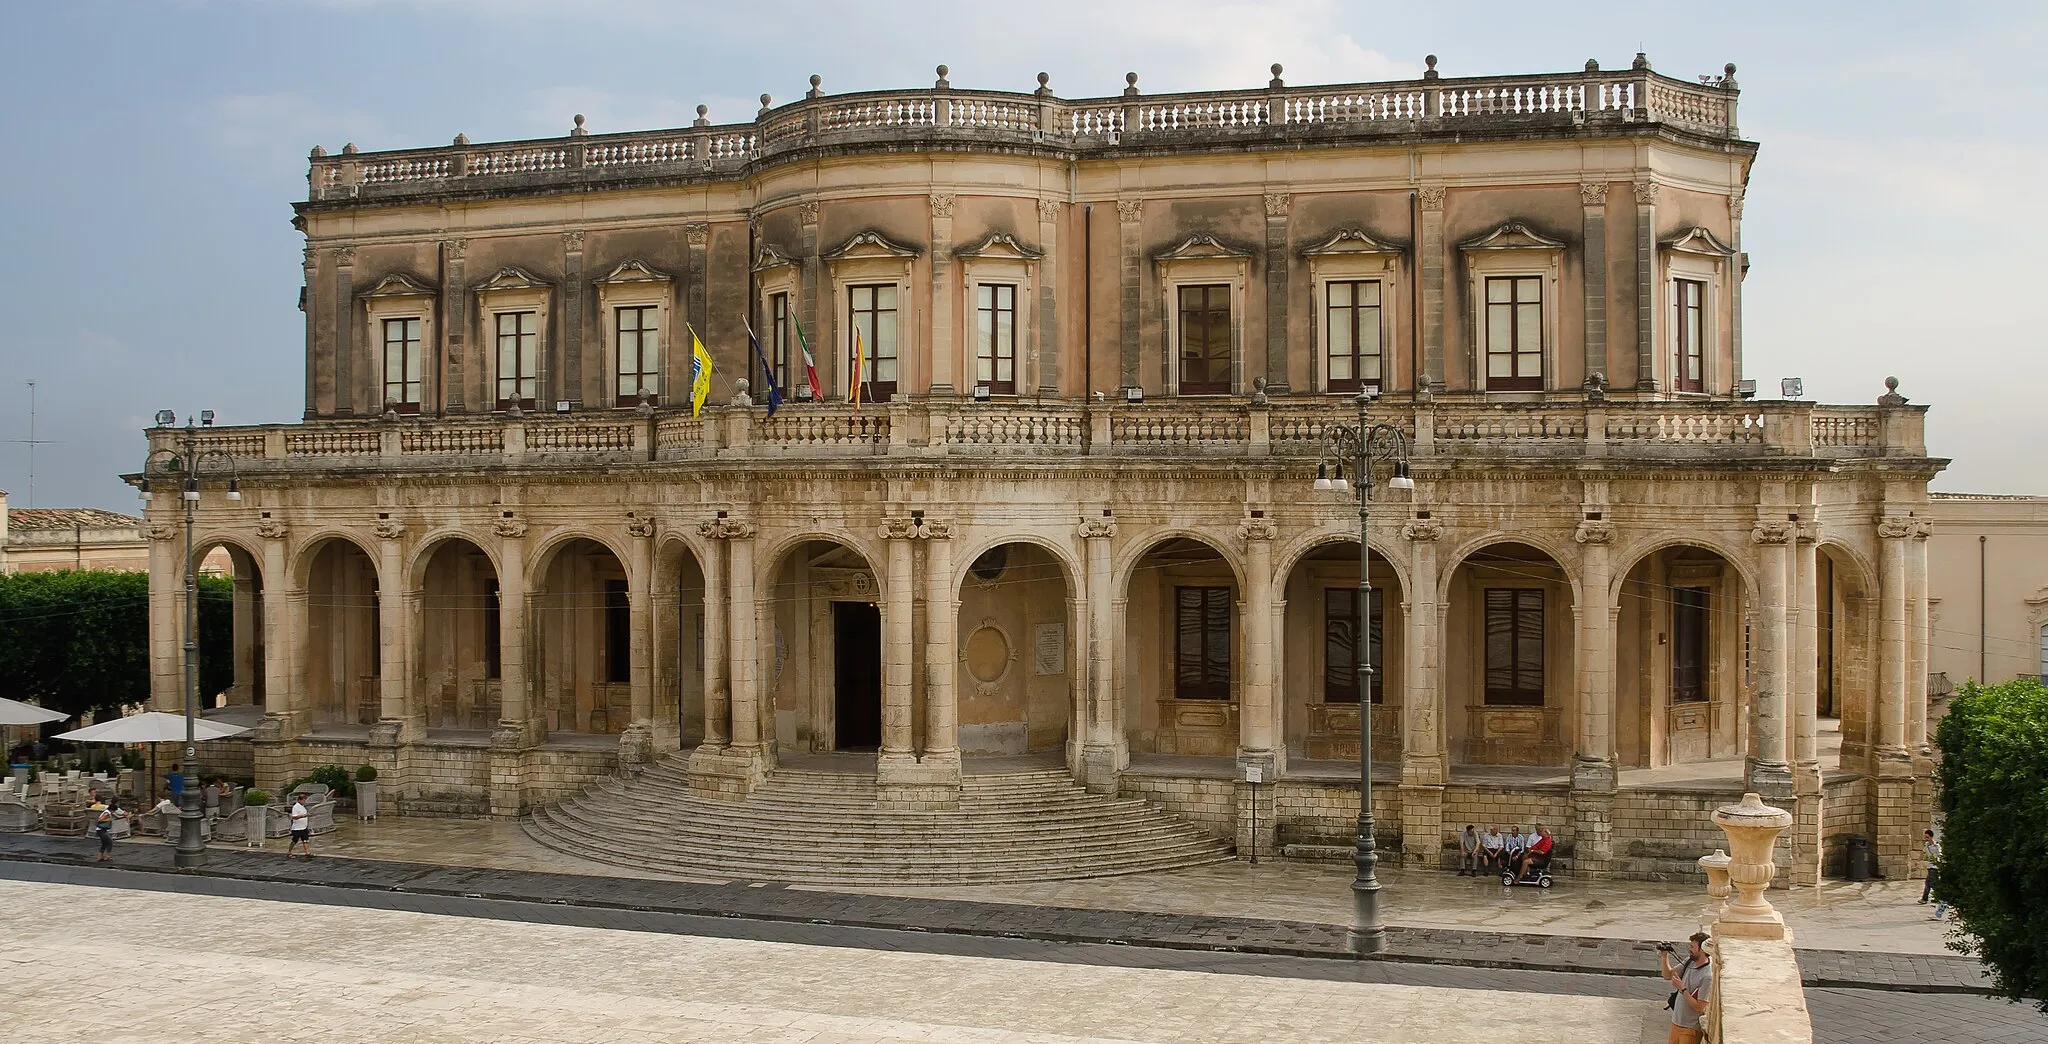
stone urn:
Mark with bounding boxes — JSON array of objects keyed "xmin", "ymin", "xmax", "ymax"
[
  {"xmin": 1711, "ymin": 792, "xmax": 1793, "ymax": 939},
  {"xmin": 1697, "ymin": 849, "xmax": 1733, "ymax": 918}
]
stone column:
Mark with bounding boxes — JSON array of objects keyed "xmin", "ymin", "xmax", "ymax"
[
  {"xmin": 230, "ymin": 574, "xmax": 259, "ymax": 704},
  {"xmin": 1035, "ymin": 198, "xmax": 1062, "ymax": 393},
  {"xmin": 250, "ymin": 525, "xmax": 298, "ymax": 791},
  {"xmin": 928, "ymin": 195, "xmax": 957, "ymax": 395},
  {"xmin": 1399, "ymin": 518, "xmax": 1447, "ymax": 785},
  {"xmin": 1873, "ymin": 515, "xmax": 1917, "ymax": 877},
  {"xmin": 1418, "ymin": 187, "xmax": 1446, "ymax": 388},
  {"xmin": 920, "ymin": 517, "xmax": 960, "ymax": 769},
  {"xmin": 1079, "ymin": 515, "xmax": 1122, "ymax": 792},
  {"xmin": 1262, "ymin": 193, "xmax": 1291, "ymax": 393},
  {"xmin": 488, "ymin": 515, "xmax": 529, "ymax": 816},
  {"xmin": 1236, "ymin": 517, "xmax": 1278, "ymax": 861},
  {"xmin": 619, "ymin": 515, "xmax": 657, "ymax": 769},
  {"xmin": 1632, "ymin": 179, "xmax": 1659, "ymax": 391},
  {"xmin": 879, "ymin": 517, "xmax": 918, "ymax": 762},
  {"xmin": 1571, "ymin": 517, "xmax": 1618, "ymax": 874},
  {"xmin": 686, "ymin": 517, "xmax": 762, "ymax": 799},
  {"xmin": 145, "ymin": 522, "xmax": 183, "ymax": 713},
  {"xmin": 302, "ymin": 247, "xmax": 320, "ymax": 417},
  {"xmin": 1746, "ymin": 520, "xmax": 1793, "ymax": 795},
  {"xmin": 1789, "ymin": 527, "xmax": 1824, "ymax": 886},
  {"xmin": 1116, "ymin": 200, "xmax": 1143, "ymax": 391},
  {"xmin": 697, "ymin": 521, "xmax": 730, "ymax": 748},
  {"xmin": 1907, "ymin": 522, "xmax": 1931, "ymax": 755},
  {"xmin": 371, "ymin": 517, "xmax": 416, "ymax": 745},
  {"xmin": 725, "ymin": 524, "xmax": 762, "ymax": 756}
]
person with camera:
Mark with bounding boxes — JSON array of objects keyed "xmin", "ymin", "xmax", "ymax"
[{"xmin": 1657, "ymin": 932, "xmax": 1713, "ymax": 1044}]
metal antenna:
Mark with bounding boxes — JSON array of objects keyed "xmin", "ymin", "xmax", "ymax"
[{"xmin": 5, "ymin": 381, "xmax": 58, "ymax": 509}]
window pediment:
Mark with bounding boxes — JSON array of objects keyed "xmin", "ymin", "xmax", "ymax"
[
  {"xmin": 594, "ymin": 259, "xmax": 670, "ymax": 285},
  {"xmin": 1458, "ymin": 222, "xmax": 1566, "ymax": 253},
  {"xmin": 1661, "ymin": 226, "xmax": 1737, "ymax": 257},
  {"xmin": 1153, "ymin": 233, "xmax": 1253, "ymax": 262},
  {"xmin": 823, "ymin": 230, "xmax": 920, "ymax": 261},
  {"xmin": 358, "ymin": 272, "xmax": 436, "ymax": 299},
  {"xmin": 474, "ymin": 266, "xmax": 552, "ymax": 292},
  {"xmin": 954, "ymin": 232, "xmax": 1043, "ymax": 261},
  {"xmin": 1300, "ymin": 228, "xmax": 1405, "ymax": 258},
  {"xmin": 753, "ymin": 244, "xmax": 798, "ymax": 272}
]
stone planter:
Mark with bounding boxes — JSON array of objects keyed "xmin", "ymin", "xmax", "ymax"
[
  {"xmin": 1697, "ymin": 849, "xmax": 1733, "ymax": 920},
  {"xmin": 355, "ymin": 781, "xmax": 378, "ymax": 821},
  {"xmin": 1711, "ymin": 792, "xmax": 1793, "ymax": 940},
  {"xmin": 244, "ymin": 804, "xmax": 266, "ymax": 847}
]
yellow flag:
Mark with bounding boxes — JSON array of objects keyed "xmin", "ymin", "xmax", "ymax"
[
  {"xmin": 689, "ymin": 326, "xmax": 713, "ymax": 418},
  {"xmin": 849, "ymin": 325, "xmax": 866, "ymax": 406}
]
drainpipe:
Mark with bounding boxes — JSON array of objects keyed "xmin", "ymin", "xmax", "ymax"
[{"xmin": 1979, "ymin": 535, "xmax": 1987, "ymax": 681}]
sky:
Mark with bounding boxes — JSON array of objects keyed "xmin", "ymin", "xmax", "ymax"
[{"xmin": 0, "ymin": 0, "xmax": 2042, "ymax": 510}]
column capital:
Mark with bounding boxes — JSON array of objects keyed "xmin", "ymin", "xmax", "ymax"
[
  {"xmin": 1750, "ymin": 520, "xmax": 1793, "ymax": 545},
  {"xmin": 1262, "ymin": 192, "xmax": 1292, "ymax": 217},
  {"xmin": 697, "ymin": 517, "xmax": 756, "ymax": 539},
  {"xmin": 1037, "ymin": 198, "xmax": 1064, "ymax": 222},
  {"xmin": 1078, "ymin": 518, "xmax": 1118, "ymax": 540},
  {"xmin": 1417, "ymin": 185, "xmax": 1447, "ymax": 211},
  {"xmin": 1401, "ymin": 518, "xmax": 1444, "ymax": 542},
  {"xmin": 879, "ymin": 516, "xmax": 919, "ymax": 540},
  {"xmin": 1115, "ymin": 198, "xmax": 1143, "ymax": 223},
  {"xmin": 1632, "ymin": 178, "xmax": 1660, "ymax": 205},
  {"xmin": 144, "ymin": 521, "xmax": 179, "ymax": 542},
  {"xmin": 913, "ymin": 516, "xmax": 953, "ymax": 539},
  {"xmin": 1875, "ymin": 516, "xmax": 1917, "ymax": 540},
  {"xmin": 255, "ymin": 518, "xmax": 288, "ymax": 541},
  {"xmin": 372, "ymin": 516, "xmax": 407, "ymax": 541},
  {"xmin": 1578, "ymin": 181, "xmax": 1610, "ymax": 206},
  {"xmin": 492, "ymin": 515, "xmax": 528, "ymax": 538},
  {"xmin": 928, "ymin": 193, "xmax": 956, "ymax": 219},
  {"xmin": 1239, "ymin": 517, "xmax": 1277, "ymax": 543},
  {"xmin": 1573, "ymin": 519, "xmax": 1615, "ymax": 545},
  {"xmin": 624, "ymin": 514, "xmax": 656, "ymax": 539}
]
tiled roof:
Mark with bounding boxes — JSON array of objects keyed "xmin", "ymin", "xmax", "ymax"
[{"xmin": 6, "ymin": 508, "xmax": 145, "ymax": 532}]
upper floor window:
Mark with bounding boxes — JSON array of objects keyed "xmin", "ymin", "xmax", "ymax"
[
  {"xmin": 1484, "ymin": 277, "xmax": 1543, "ymax": 391},
  {"xmin": 1325, "ymin": 280, "xmax": 1383, "ymax": 393},
  {"xmin": 495, "ymin": 311, "xmax": 538, "ymax": 411},
  {"xmin": 1484, "ymin": 588, "xmax": 1545, "ymax": 705},
  {"xmin": 975, "ymin": 283, "xmax": 1017, "ymax": 395},
  {"xmin": 1177, "ymin": 284, "xmax": 1231, "ymax": 395},
  {"xmin": 768, "ymin": 291, "xmax": 796, "ymax": 399},
  {"xmin": 615, "ymin": 305, "xmax": 660, "ymax": 406},
  {"xmin": 1174, "ymin": 586, "xmax": 1232, "ymax": 700},
  {"xmin": 381, "ymin": 317, "xmax": 422, "ymax": 413},
  {"xmin": 848, "ymin": 284, "xmax": 898, "ymax": 402},
  {"xmin": 1674, "ymin": 278, "xmax": 1705, "ymax": 393},
  {"xmin": 1672, "ymin": 586, "xmax": 1709, "ymax": 703},
  {"xmin": 1323, "ymin": 587, "xmax": 1385, "ymax": 704}
]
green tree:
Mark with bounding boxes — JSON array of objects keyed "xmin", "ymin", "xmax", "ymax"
[
  {"xmin": 0, "ymin": 570, "xmax": 234, "ymax": 725},
  {"xmin": 1934, "ymin": 676, "xmax": 2048, "ymax": 1010}
]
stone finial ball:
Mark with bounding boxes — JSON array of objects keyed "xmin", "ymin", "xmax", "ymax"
[
  {"xmin": 810, "ymin": 74, "xmax": 822, "ymax": 87},
  {"xmin": 1885, "ymin": 376, "xmax": 1900, "ymax": 392},
  {"xmin": 1126, "ymin": 72, "xmax": 1138, "ymax": 85},
  {"xmin": 310, "ymin": 145, "xmax": 327, "ymax": 158},
  {"xmin": 1426, "ymin": 54, "xmax": 1438, "ymax": 69},
  {"xmin": 697, "ymin": 104, "xmax": 708, "ymax": 116},
  {"xmin": 1037, "ymin": 72, "xmax": 1049, "ymax": 87},
  {"xmin": 1271, "ymin": 63, "xmax": 1283, "ymax": 76},
  {"xmin": 1585, "ymin": 58, "xmax": 1599, "ymax": 71},
  {"xmin": 761, "ymin": 93, "xmax": 772, "ymax": 106},
  {"xmin": 573, "ymin": 114, "xmax": 585, "ymax": 127},
  {"xmin": 1725, "ymin": 62, "xmax": 1738, "ymax": 76},
  {"xmin": 937, "ymin": 64, "xmax": 949, "ymax": 77}
]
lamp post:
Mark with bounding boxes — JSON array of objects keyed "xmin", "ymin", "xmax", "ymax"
[
  {"xmin": 142, "ymin": 410, "xmax": 240, "ymax": 869},
  {"xmin": 1314, "ymin": 388, "xmax": 1412, "ymax": 954}
]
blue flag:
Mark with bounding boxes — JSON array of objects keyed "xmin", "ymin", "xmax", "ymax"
[{"xmin": 745, "ymin": 318, "xmax": 782, "ymax": 419}]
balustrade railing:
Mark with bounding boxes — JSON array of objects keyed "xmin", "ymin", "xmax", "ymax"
[
  {"xmin": 310, "ymin": 65, "xmax": 1737, "ymax": 198},
  {"xmin": 152, "ymin": 395, "xmax": 1914, "ymax": 477}
]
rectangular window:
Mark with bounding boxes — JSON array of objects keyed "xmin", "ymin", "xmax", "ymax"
[
  {"xmin": 1324, "ymin": 280, "xmax": 1383, "ymax": 393},
  {"xmin": 769, "ymin": 291, "xmax": 795, "ymax": 398},
  {"xmin": 1483, "ymin": 588, "xmax": 1545, "ymax": 705},
  {"xmin": 615, "ymin": 305, "xmax": 660, "ymax": 406},
  {"xmin": 1177, "ymin": 284, "xmax": 1232, "ymax": 395},
  {"xmin": 975, "ymin": 283, "xmax": 1018, "ymax": 395},
  {"xmin": 1484, "ymin": 276, "xmax": 1543, "ymax": 391},
  {"xmin": 603, "ymin": 579, "xmax": 630, "ymax": 684},
  {"xmin": 848, "ymin": 284, "xmax": 899, "ymax": 402},
  {"xmin": 1674, "ymin": 278, "xmax": 1705, "ymax": 393},
  {"xmin": 494, "ymin": 311, "xmax": 538, "ymax": 411},
  {"xmin": 1672, "ymin": 586, "xmax": 1709, "ymax": 703},
  {"xmin": 1173, "ymin": 586, "xmax": 1233, "ymax": 700},
  {"xmin": 381, "ymin": 317, "xmax": 423, "ymax": 412},
  {"xmin": 484, "ymin": 580, "xmax": 502, "ymax": 680},
  {"xmin": 1322, "ymin": 587, "xmax": 1386, "ymax": 704}
]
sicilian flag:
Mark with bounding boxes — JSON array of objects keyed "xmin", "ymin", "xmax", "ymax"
[
  {"xmin": 744, "ymin": 317, "xmax": 782, "ymax": 419},
  {"xmin": 849, "ymin": 325, "xmax": 867, "ymax": 406},
  {"xmin": 687, "ymin": 324, "xmax": 713, "ymax": 418},
  {"xmin": 791, "ymin": 315, "xmax": 823, "ymax": 402}
]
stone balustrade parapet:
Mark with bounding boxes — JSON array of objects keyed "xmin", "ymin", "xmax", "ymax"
[
  {"xmin": 140, "ymin": 400, "xmax": 1924, "ymax": 477},
  {"xmin": 306, "ymin": 65, "xmax": 1741, "ymax": 203}
]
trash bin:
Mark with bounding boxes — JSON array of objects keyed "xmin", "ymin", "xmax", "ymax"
[{"xmin": 1844, "ymin": 835, "xmax": 1875, "ymax": 881}]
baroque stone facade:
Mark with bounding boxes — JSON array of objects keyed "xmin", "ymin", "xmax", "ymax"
[{"xmin": 143, "ymin": 59, "xmax": 1942, "ymax": 880}]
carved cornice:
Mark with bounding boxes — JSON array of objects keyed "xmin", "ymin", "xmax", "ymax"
[
  {"xmin": 1751, "ymin": 520, "xmax": 1793, "ymax": 545},
  {"xmin": 1239, "ymin": 518, "xmax": 1277, "ymax": 542},
  {"xmin": 473, "ymin": 266, "xmax": 552, "ymax": 293},
  {"xmin": 1458, "ymin": 222, "xmax": 1566, "ymax": 253},
  {"xmin": 1573, "ymin": 519, "xmax": 1615, "ymax": 545},
  {"xmin": 822, "ymin": 230, "xmax": 920, "ymax": 261},
  {"xmin": 1153, "ymin": 233, "xmax": 1253, "ymax": 262},
  {"xmin": 1417, "ymin": 186, "xmax": 1447, "ymax": 212},
  {"xmin": 255, "ymin": 519, "xmax": 289, "ymax": 540},
  {"xmin": 752, "ymin": 244, "xmax": 798, "ymax": 272},
  {"xmin": 953, "ymin": 231, "xmax": 1044, "ymax": 261},
  {"xmin": 593, "ymin": 259, "xmax": 669, "ymax": 285},
  {"xmin": 1661, "ymin": 226, "xmax": 1737, "ymax": 257},
  {"xmin": 1078, "ymin": 518, "xmax": 1118, "ymax": 540},
  {"xmin": 372, "ymin": 518, "xmax": 407, "ymax": 540},
  {"xmin": 358, "ymin": 272, "xmax": 436, "ymax": 299},
  {"xmin": 1402, "ymin": 519, "xmax": 1444, "ymax": 542},
  {"xmin": 929, "ymin": 193, "xmax": 956, "ymax": 219},
  {"xmin": 1115, "ymin": 199, "xmax": 1143, "ymax": 223},
  {"xmin": 492, "ymin": 516, "xmax": 528, "ymax": 538},
  {"xmin": 1579, "ymin": 182, "xmax": 1610, "ymax": 206},
  {"xmin": 1263, "ymin": 192, "xmax": 1291, "ymax": 217},
  {"xmin": 1299, "ymin": 227, "xmax": 1404, "ymax": 258}
]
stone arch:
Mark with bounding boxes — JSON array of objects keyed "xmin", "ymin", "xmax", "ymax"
[
  {"xmin": 289, "ymin": 529, "xmax": 381, "ymax": 590},
  {"xmin": 1277, "ymin": 532, "xmax": 1411, "ymax": 767},
  {"xmin": 952, "ymin": 529, "xmax": 1083, "ymax": 599},
  {"xmin": 406, "ymin": 527, "xmax": 502, "ymax": 592},
  {"xmin": 1815, "ymin": 538, "xmax": 1880, "ymax": 766},
  {"xmin": 528, "ymin": 527, "xmax": 637, "ymax": 591},
  {"xmin": 1609, "ymin": 533, "xmax": 1761, "ymax": 608},
  {"xmin": 186, "ymin": 530, "xmax": 265, "ymax": 577},
  {"xmin": 1440, "ymin": 537, "xmax": 1580, "ymax": 769},
  {"xmin": 531, "ymin": 535, "xmax": 636, "ymax": 736},
  {"xmin": 952, "ymin": 535, "xmax": 1083, "ymax": 760},
  {"xmin": 758, "ymin": 528, "xmax": 886, "ymax": 588},
  {"xmin": 1439, "ymin": 531, "xmax": 1583, "ymax": 607},
  {"xmin": 1612, "ymin": 538, "xmax": 1753, "ymax": 769},
  {"xmin": 1112, "ymin": 528, "xmax": 1248, "ymax": 596},
  {"xmin": 763, "ymin": 534, "xmax": 889, "ymax": 753},
  {"xmin": 186, "ymin": 532, "xmax": 267, "ymax": 711},
  {"xmin": 1272, "ymin": 528, "xmax": 1412, "ymax": 599},
  {"xmin": 654, "ymin": 532, "xmax": 712, "ymax": 750},
  {"xmin": 412, "ymin": 533, "xmax": 503, "ymax": 731},
  {"xmin": 295, "ymin": 532, "xmax": 383, "ymax": 730},
  {"xmin": 1120, "ymin": 530, "xmax": 1246, "ymax": 759}
]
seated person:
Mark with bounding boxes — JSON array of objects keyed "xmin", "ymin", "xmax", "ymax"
[
  {"xmin": 1503, "ymin": 826, "xmax": 1528, "ymax": 863},
  {"xmin": 1517, "ymin": 825, "xmax": 1555, "ymax": 879},
  {"xmin": 1480, "ymin": 825, "xmax": 1506, "ymax": 868},
  {"xmin": 1458, "ymin": 825, "xmax": 1481, "ymax": 875}
]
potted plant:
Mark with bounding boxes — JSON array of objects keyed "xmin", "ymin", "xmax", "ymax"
[
  {"xmin": 354, "ymin": 764, "xmax": 379, "ymax": 821},
  {"xmin": 243, "ymin": 789, "xmax": 270, "ymax": 844}
]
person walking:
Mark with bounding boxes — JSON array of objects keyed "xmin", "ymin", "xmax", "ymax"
[
  {"xmin": 91, "ymin": 800, "xmax": 130, "ymax": 862},
  {"xmin": 1921, "ymin": 829, "xmax": 1948, "ymax": 920},
  {"xmin": 285, "ymin": 795, "xmax": 312, "ymax": 859},
  {"xmin": 1658, "ymin": 931, "xmax": 1714, "ymax": 1044}
]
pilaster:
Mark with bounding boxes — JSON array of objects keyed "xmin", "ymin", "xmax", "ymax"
[
  {"xmin": 1116, "ymin": 199, "xmax": 1143, "ymax": 392},
  {"xmin": 1079, "ymin": 514, "xmax": 1124, "ymax": 792},
  {"xmin": 1035, "ymin": 198, "xmax": 1062, "ymax": 393},
  {"xmin": 1262, "ymin": 192, "xmax": 1291, "ymax": 394},
  {"xmin": 1579, "ymin": 182, "xmax": 1609, "ymax": 385},
  {"xmin": 334, "ymin": 246, "xmax": 356, "ymax": 415},
  {"xmin": 1417, "ymin": 186, "xmax": 1446, "ymax": 388},
  {"xmin": 1632, "ymin": 178, "xmax": 1658, "ymax": 390},
  {"xmin": 561, "ymin": 231, "xmax": 585, "ymax": 406},
  {"xmin": 441, "ymin": 237, "xmax": 468, "ymax": 413},
  {"xmin": 928, "ymin": 195, "xmax": 956, "ymax": 395}
]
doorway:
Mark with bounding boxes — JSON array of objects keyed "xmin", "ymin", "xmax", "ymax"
[{"xmin": 833, "ymin": 601, "xmax": 882, "ymax": 749}]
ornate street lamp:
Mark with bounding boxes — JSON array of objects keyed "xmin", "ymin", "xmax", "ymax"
[
  {"xmin": 142, "ymin": 410, "xmax": 241, "ymax": 868},
  {"xmin": 1315, "ymin": 388, "xmax": 1412, "ymax": 954}
]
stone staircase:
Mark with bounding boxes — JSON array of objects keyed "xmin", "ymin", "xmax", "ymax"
[{"xmin": 523, "ymin": 756, "xmax": 1236, "ymax": 885}]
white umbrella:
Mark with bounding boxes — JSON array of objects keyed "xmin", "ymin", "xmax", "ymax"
[
  {"xmin": 0, "ymin": 696, "xmax": 67, "ymax": 727},
  {"xmin": 55, "ymin": 712, "xmax": 250, "ymax": 744}
]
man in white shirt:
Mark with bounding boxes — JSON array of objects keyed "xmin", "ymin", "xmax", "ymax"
[
  {"xmin": 1480, "ymin": 826, "xmax": 1506, "ymax": 870},
  {"xmin": 1504, "ymin": 826, "xmax": 1528, "ymax": 862},
  {"xmin": 286, "ymin": 796, "xmax": 312, "ymax": 858}
]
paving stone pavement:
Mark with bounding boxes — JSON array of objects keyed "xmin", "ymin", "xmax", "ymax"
[{"xmin": 0, "ymin": 833, "xmax": 1993, "ymax": 993}]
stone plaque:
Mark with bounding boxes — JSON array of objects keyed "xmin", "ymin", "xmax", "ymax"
[{"xmin": 1033, "ymin": 623, "xmax": 1065, "ymax": 675}]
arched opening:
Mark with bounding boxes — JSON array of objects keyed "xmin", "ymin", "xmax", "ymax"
[
  {"xmin": 1445, "ymin": 541, "xmax": 1576, "ymax": 769},
  {"xmin": 1281, "ymin": 539, "xmax": 1405, "ymax": 768},
  {"xmin": 1817, "ymin": 544, "xmax": 1878, "ymax": 772},
  {"xmin": 657, "ymin": 541, "xmax": 708, "ymax": 750},
  {"xmin": 416, "ymin": 538, "xmax": 501, "ymax": 733},
  {"xmin": 191, "ymin": 541, "xmax": 264, "ymax": 714},
  {"xmin": 533, "ymin": 538, "xmax": 631, "ymax": 737},
  {"xmin": 1616, "ymin": 544, "xmax": 1747, "ymax": 769},
  {"xmin": 955, "ymin": 542, "xmax": 1077, "ymax": 761},
  {"xmin": 1123, "ymin": 537, "xmax": 1240, "ymax": 758},
  {"xmin": 303, "ymin": 537, "xmax": 381, "ymax": 732},
  {"xmin": 765, "ymin": 539, "xmax": 884, "ymax": 752}
]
